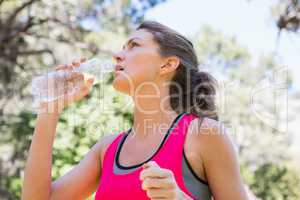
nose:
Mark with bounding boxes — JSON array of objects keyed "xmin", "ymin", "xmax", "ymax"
[{"xmin": 113, "ymin": 50, "xmax": 125, "ymax": 63}]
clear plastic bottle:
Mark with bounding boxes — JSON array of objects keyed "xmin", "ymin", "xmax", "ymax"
[{"xmin": 31, "ymin": 58, "xmax": 114, "ymax": 104}]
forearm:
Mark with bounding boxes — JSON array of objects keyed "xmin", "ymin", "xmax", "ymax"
[{"xmin": 21, "ymin": 112, "xmax": 59, "ymax": 200}]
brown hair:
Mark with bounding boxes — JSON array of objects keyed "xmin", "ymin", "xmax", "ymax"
[{"xmin": 137, "ymin": 21, "xmax": 218, "ymax": 120}]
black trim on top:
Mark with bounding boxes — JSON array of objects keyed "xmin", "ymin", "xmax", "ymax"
[
  {"xmin": 183, "ymin": 148, "xmax": 209, "ymax": 185},
  {"xmin": 115, "ymin": 112, "xmax": 186, "ymax": 170}
]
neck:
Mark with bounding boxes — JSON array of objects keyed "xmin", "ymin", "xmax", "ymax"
[{"xmin": 130, "ymin": 80, "xmax": 179, "ymax": 140}]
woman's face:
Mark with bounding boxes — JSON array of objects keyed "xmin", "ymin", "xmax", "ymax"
[{"xmin": 112, "ymin": 29, "xmax": 165, "ymax": 95}]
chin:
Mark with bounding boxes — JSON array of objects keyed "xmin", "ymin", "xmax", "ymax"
[{"xmin": 112, "ymin": 78, "xmax": 132, "ymax": 95}]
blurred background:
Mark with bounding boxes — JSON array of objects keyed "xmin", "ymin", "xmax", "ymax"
[{"xmin": 0, "ymin": 0, "xmax": 299, "ymax": 199}]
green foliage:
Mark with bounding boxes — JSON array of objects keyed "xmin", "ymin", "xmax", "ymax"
[
  {"xmin": 0, "ymin": 1, "xmax": 298, "ymax": 199},
  {"xmin": 0, "ymin": 77, "xmax": 133, "ymax": 199},
  {"xmin": 250, "ymin": 163, "xmax": 300, "ymax": 200},
  {"xmin": 51, "ymin": 78, "xmax": 133, "ymax": 180},
  {"xmin": 193, "ymin": 25, "xmax": 251, "ymax": 69},
  {"xmin": 0, "ymin": 0, "xmax": 163, "ymax": 115},
  {"xmin": 0, "ymin": 111, "xmax": 35, "ymax": 199}
]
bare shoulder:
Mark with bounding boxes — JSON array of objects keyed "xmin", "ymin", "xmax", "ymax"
[
  {"xmin": 192, "ymin": 117, "xmax": 229, "ymax": 137},
  {"xmin": 189, "ymin": 117, "xmax": 235, "ymax": 157},
  {"xmin": 85, "ymin": 133, "xmax": 119, "ymax": 158},
  {"xmin": 188, "ymin": 117, "xmax": 248, "ymax": 199},
  {"xmin": 97, "ymin": 133, "xmax": 122, "ymax": 166},
  {"xmin": 190, "ymin": 117, "xmax": 226, "ymax": 136}
]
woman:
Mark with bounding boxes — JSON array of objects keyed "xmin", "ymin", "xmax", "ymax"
[{"xmin": 22, "ymin": 21, "xmax": 249, "ymax": 200}]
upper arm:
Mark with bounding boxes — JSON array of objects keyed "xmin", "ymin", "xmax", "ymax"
[
  {"xmin": 50, "ymin": 133, "xmax": 119, "ymax": 200},
  {"xmin": 196, "ymin": 118, "xmax": 249, "ymax": 200}
]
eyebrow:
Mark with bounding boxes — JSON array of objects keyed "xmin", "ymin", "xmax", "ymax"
[{"xmin": 122, "ymin": 37, "xmax": 142, "ymax": 49}]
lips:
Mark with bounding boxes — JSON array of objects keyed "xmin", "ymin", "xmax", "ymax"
[
  {"xmin": 114, "ymin": 64, "xmax": 125, "ymax": 77},
  {"xmin": 115, "ymin": 64, "xmax": 124, "ymax": 72}
]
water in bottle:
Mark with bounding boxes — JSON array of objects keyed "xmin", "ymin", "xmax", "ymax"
[{"xmin": 31, "ymin": 58, "xmax": 114, "ymax": 106}]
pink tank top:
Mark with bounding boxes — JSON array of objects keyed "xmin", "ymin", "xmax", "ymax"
[{"xmin": 94, "ymin": 112, "xmax": 198, "ymax": 200}]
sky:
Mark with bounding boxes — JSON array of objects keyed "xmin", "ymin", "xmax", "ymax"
[{"xmin": 145, "ymin": 0, "xmax": 299, "ymax": 91}]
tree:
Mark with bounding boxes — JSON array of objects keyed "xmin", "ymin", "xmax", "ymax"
[
  {"xmin": 0, "ymin": 0, "xmax": 166, "ymax": 199},
  {"xmin": 0, "ymin": 1, "xmax": 299, "ymax": 199},
  {"xmin": 273, "ymin": 0, "xmax": 300, "ymax": 33},
  {"xmin": 0, "ymin": 0, "xmax": 166, "ymax": 117}
]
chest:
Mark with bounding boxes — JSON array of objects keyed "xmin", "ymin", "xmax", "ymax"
[
  {"xmin": 118, "ymin": 121, "xmax": 207, "ymax": 182},
  {"xmin": 118, "ymin": 134, "xmax": 166, "ymax": 167}
]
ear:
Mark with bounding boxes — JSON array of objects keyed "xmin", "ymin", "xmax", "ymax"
[{"xmin": 160, "ymin": 56, "xmax": 180, "ymax": 75}]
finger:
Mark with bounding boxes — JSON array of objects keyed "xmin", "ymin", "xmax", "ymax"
[
  {"xmin": 64, "ymin": 73, "xmax": 84, "ymax": 91},
  {"xmin": 140, "ymin": 166, "xmax": 171, "ymax": 181},
  {"xmin": 61, "ymin": 78, "xmax": 92, "ymax": 104},
  {"xmin": 76, "ymin": 78, "xmax": 94, "ymax": 96},
  {"xmin": 143, "ymin": 161, "xmax": 160, "ymax": 169},
  {"xmin": 54, "ymin": 64, "xmax": 68, "ymax": 71},
  {"xmin": 141, "ymin": 177, "xmax": 175, "ymax": 190},
  {"xmin": 67, "ymin": 78, "xmax": 84, "ymax": 94},
  {"xmin": 85, "ymin": 78, "xmax": 94, "ymax": 90},
  {"xmin": 56, "ymin": 77, "xmax": 94, "ymax": 108},
  {"xmin": 66, "ymin": 64, "xmax": 74, "ymax": 71},
  {"xmin": 54, "ymin": 62, "xmax": 74, "ymax": 71},
  {"xmin": 65, "ymin": 72, "xmax": 84, "ymax": 82},
  {"xmin": 146, "ymin": 188, "xmax": 175, "ymax": 199},
  {"xmin": 72, "ymin": 60, "xmax": 81, "ymax": 67}
]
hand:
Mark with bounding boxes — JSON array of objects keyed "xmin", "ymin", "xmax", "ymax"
[
  {"xmin": 140, "ymin": 161, "xmax": 193, "ymax": 200},
  {"xmin": 38, "ymin": 58, "xmax": 94, "ymax": 114}
]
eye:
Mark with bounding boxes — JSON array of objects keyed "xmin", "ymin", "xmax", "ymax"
[{"xmin": 129, "ymin": 41, "xmax": 139, "ymax": 49}]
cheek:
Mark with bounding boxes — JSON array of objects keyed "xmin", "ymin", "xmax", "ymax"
[{"xmin": 127, "ymin": 50, "xmax": 161, "ymax": 83}]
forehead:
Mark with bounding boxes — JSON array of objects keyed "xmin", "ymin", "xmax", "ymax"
[{"xmin": 127, "ymin": 29, "xmax": 155, "ymax": 44}]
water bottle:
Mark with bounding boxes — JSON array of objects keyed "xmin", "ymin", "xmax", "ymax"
[{"xmin": 31, "ymin": 58, "xmax": 114, "ymax": 105}]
